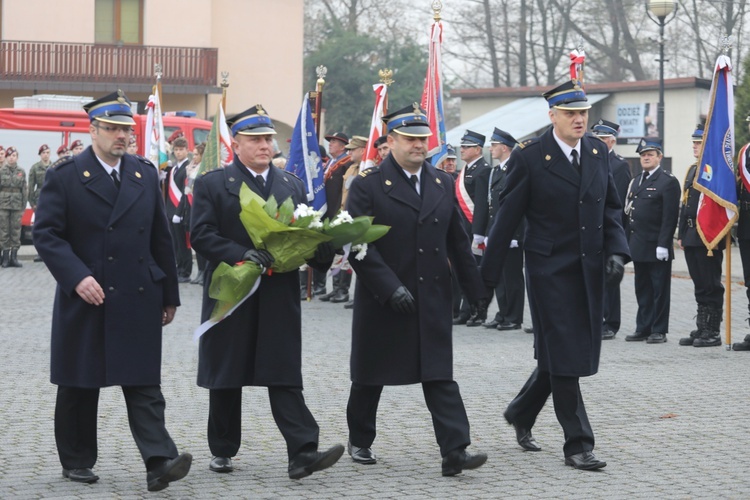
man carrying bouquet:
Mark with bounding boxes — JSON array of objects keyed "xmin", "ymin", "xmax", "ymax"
[
  {"xmin": 190, "ymin": 105, "xmax": 344, "ymax": 479},
  {"xmin": 344, "ymin": 103, "xmax": 489, "ymax": 476}
]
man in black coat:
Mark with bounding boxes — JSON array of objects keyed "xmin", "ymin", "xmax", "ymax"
[
  {"xmin": 474, "ymin": 128, "xmax": 525, "ymax": 331},
  {"xmin": 678, "ymin": 124, "xmax": 725, "ymax": 347},
  {"xmin": 32, "ymin": 90, "xmax": 192, "ymax": 492},
  {"xmin": 481, "ymin": 80, "xmax": 630, "ymax": 470},
  {"xmin": 735, "ymin": 124, "xmax": 750, "ymax": 351},
  {"xmin": 190, "ymin": 105, "xmax": 343, "ymax": 480},
  {"xmin": 345, "ymin": 104, "xmax": 489, "ymax": 476},
  {"xmin": 454, "ymin": 130, "xmax": 490, "ymax": 325},
  {"xmin": 624, "ymin": 138, "xmax": 681, "ymax": 344},
  {"xmin": 165, "ymin": 137, "xmax": 193, "ymax": 281},
  {"xmin": 591, "ymin": 119, "xmax": 632, "ymax": 339}
]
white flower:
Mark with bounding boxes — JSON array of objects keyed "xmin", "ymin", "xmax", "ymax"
[
  {"xmin": 294, "ymin": 204, "xmax": 324, "ymax": 229},
  {"xmin": 351, "ymin": 243, "xmax": 368, "ymax": 260},
  {"xmin": 330, "ymin": 210, "xmax": 354, "ymax": 228}
]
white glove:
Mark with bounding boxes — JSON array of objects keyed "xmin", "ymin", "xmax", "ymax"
[
  {"xmin": 484, "ymin": 236, "xmax": 488, "ymax": 247},
  {"xmin": 510, "ymin": 240, "xmax": 519, "ymax": 248},
  {"xmin": 472, "ymin": 234, "xmax": 485, "ymax": 245},
  {"xmin": 656, "ymin": 246, "xmax": 669, "ymax": 261},
  {"xmin": 172, "ymin": 215, "xmax": 182, "ymax": 224}
]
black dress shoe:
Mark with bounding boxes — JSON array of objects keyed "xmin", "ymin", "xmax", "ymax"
[
  {"xmin": 441, "ymin": 448, "xmax": 487, "ymax": 476},
  {"xmin": 602, "ymin": 329, "xmax": 616, "ymax": 340},
  {"xmin": 465, "ymin": 316, "xmax": 484, "ymax": 327},
  {"xmin": 177, "ymin": 276, "xmax": 191, "ymax": 283},
  {"xmin": 523, "ymin": 327, "xmax": 534, "ymax": 334},
  {"xmin": 693, "ymin": 335, "xmax": 721, "ymax": 347},
  {"xmin": 452, "ymin": 315, "xmax": 469, "ymax": 325},
  {"xmin": 62, "ymin": 468, "xmax": 99, "ymax": 484},
  {"xmin": 312, "ymin": 287, "xmax": 327, "ymax": 296},
  {"xmin": 318, "ymin": 290, "xmax": 336, "ymax": 302},
  {"xmin": 625, "ymin": 331, "xmax": 650, "ymax": 342},
  {"xmin": 330, "ymin": 290, "xmax": 350, "ymax": 303},
  {"xmin": 344, "ymin": 300, "xmax": 354, "ymax": 309},
  {"xmin": 483, "ymin": 319, "xmax": 501, "ymax": 328},
  {"xmin": 33, "ymin": 255, "xmax": 44, "ymax": 262},
  {"xmin": 646, "ymin": 332, "xmax": 667, "ymax": 344},
  {"xmin": 504, "ymin": 412, "xmax": 541, "ymax": 451},
  {"xmin": 209, "ymin": 456, "xmax": 233, "ymax": 473},
  {"xmin": 564, "ymin": 451, "xmax": 606, "ymax": 470},
  {"xmin": 288, "ymin": 444, "xmax": 344, "ymax": 479},
  {"xmin": 146, "ymin": 453, "xmax": 192, "ymax": 492},
  {"xmin": 347, "ymin": 441, "xmax": 376, "ymax": 464},
  {"xmin": 497, "ymin": 322, "xmax": 521, "ymax": 331},
  {"xmin": 733, "ymin": 335, "xmax": 750, "ymax": 350}
]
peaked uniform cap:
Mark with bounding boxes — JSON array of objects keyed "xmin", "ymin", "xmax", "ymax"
[
  {"xmin": 489, "ymin": 128, "xmax": 518, "ymax": 147},
  {"xmin": 227, "ymin": 105, "xmax": 277, "ymax": 136},
  {"xmin": 446, "ymin": 144, "xmax": 457, "ymax": 158},
  {"xmin": 692, "ymin": 123, "xmax": 704, "ymax": 142},
  {"xmin": 636, "ymin": 137, "xmax": 662, "ymax": 154},
  {"xmin": 460, "ymin": 130, "xmax": 485, "ymax": 147},
  {"xmin": 543, "ymin": 80, "xmax": 591, "ymax": 110},
  {"xmin": 382, "ymin": 103, "xmax": 432, "ymax": 137},
  {"xmin": 591, "ymin": 119, "xmax": 620, "ymax": 137},
  {"xmin": 83, "ymin": 90, "xmax": 136, "ymax": 125}
]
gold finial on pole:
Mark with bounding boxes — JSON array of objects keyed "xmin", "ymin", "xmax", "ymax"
[
  {"xmin": 316, "ymin": 65, "xmax": 327, "ymax": 92},
  {"xmin": 220, "ymin": 71, "xmax": 229, "ymax": 111},
  {"xmin": 431, "ymin": 0, "xmax": 442, "ymax": 22},
  {"xmin": 720, "ymin": 34, "xmax": 733, "ymax": 55},
  {"xmin": 379, "ymin": 68, "xmax": 394, "ymax": 86}
]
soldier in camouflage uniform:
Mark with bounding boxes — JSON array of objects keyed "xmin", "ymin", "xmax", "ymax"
[
  {"xmin": 0, "ymin": 147, "xmax": 28, "ymax": 267},
  {"xmin": 28, "ymin": 144, "xmax": 53, "ymax": 262},
  {"xmin": 0, "ymin": 146, "xmax": 6, "ymax": 167}
]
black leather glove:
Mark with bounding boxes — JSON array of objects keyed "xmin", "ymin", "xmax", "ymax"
[
  {"xmin": 242, "ymin": 249, "xmax": 274, "ymax": 269},
  {"xmin": 605, "ymin": 254, "xmax": 625, "ymax": 285},
  {"xmin": 313, "ymin": 241, "xmax": 335, "ymax": 263},
  {"xmin": 469, "ymin": 297, "xmax": 490, "ymax": 322},
  {"xmin": 388, "ymin": 286, "xmax": 416, "ymax": 314}
]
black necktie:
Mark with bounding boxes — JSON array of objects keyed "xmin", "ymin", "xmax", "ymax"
[
  {"xmin": 571, "ymin": 150, "xmax": 581, "ymax": 176},
  {"xmin": 256, "ymin": 174, "xmax": 265, "ymax": 191},
  {"xmin": 110, "ymin": 169, "xmax": 120, "ymax": 190},
  {"xmin": 410, "ymin": 174, "xmax": 419, "ymax": 195},
  {"xmin": 641, "ymin": 171, "xmax": 649, "ymax": 186}
]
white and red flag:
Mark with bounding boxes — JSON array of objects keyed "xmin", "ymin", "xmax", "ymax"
[
  {"xmin": 421, "ymin": 17, "xmax": 447, "ymax": 166},
  {"xmin": 362, "ymin": 83, "xmax": 388, "ymax": 171}
]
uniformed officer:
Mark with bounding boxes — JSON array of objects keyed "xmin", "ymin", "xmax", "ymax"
[
  {"xmin": 70, "ymin": 139, "xmax": 85, "ymax": 156},
  {"xmin": 190, "ymin": 104, "xmax": 344, "ymax": 479},
  {"xmin": 474, "ymin": 128, "xmax": 526, "ymax": 331},
  {"xmin": 482, "ymin": 80, "xmax": 630, "ymax": 470},
  {"xmin": 455, "ymin": 129, "xmax": 490, "ymax": 325},
  {"xmin": 441, "ymin": 145, "xmax": 458, "ymax": 178},
  {"xmin": 0, "ymin": 146, "xmax": 27, "ymax": 268},
  {"xmin": 165, "ymin": 136, "xmax": 193, "ymax": 282},
  {"xmin": 345, "ymin": 103, "xmax": 489, "ymax": 476},
  {"xmin": 624, "ymin": 138, "xmax": 681, "ymax": 343},
  {"xmin": 591, "ymin": 119, "xmax": 632, "ymax": 339},
  {"xmin": 733, "ymin": 116, "xmax": 750, "ymax": 351},
  {"xmin": 676, "ymin": 125, "xmax": 724, "ymax": 347},
  {"xmin": 28, "ymin": 144, "xmax": 53, "ymax": 262},
  {"xmin": 374, "ymin": 135, "xmax": 389, "ymax": 165},
  {"xmin": 54, "ymin": 144, "xmax": 71, "ymax": 166},
  {"xmin": 32, "ymin": 90, "xmax": 192, "ymax": 491},
  {"xmin": 0, "ymin": 145, "xmax": 5, "ymax": 167}
]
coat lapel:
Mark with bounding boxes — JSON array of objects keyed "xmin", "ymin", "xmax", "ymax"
[
  {"xmin": 541, "ymin": 129, "xmax": 580, "ymax": 188},
  {"xmin": 381, "ymin": 159, "xmax": 421, "ymax": 212},
  {"xmin": 579, "ymin": 135, "xmax": 605, "ymax": 196},
  {"xmin": 76, "ymin": 149, "xmax": 118, "ymax": 207},
  {"xmin": 109, "ymin": 159, "xmax": 145, "ymax": 226},
  {"xmin": 418, "ymin": 165, "xmax": 445, "ymax": 221}
]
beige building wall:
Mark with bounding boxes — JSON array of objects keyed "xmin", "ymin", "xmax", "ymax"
[{"xmin": 0, "ymin": 0, "xmax": 303, "ymax": 129}]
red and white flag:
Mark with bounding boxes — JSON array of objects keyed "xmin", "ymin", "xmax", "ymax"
[
  {"xmin": 362, "ymin": 83, "xmax": 387, "ymax": 170},
  {"xmin": 421, "ymin": 18, "xmax": 448, "ymax": 166},
  {"xmin": 570, "ymin": 49, "xmax": 585, "ymax": 86}
]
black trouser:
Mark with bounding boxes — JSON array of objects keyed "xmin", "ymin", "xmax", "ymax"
[
  {"xmin": 633, "ymin": 260, "xmax": 672, "ymax": 334},
  {"xmin": 739, "ymin": 239, "xmax": 750, "ymax": 303},
  {"xmin": 684, "ymin": 246, "xmax": 724, "ymax": 307},
  {"xmin": 208, "ymin": 387, "xmax": 319, "ymax": 460},
  {"xmin": 493, "ymin": 247, "xmax": 524, "ymax": 324},
  {"xmin": 347, "ymin": 381, "xmax": 471, "ymax": 457},
  {"xmin": 504, "ymin": 368, "xmax": 594, "ymax": 457},
  {"xmin": 55, "ymin": 385, "xmax": 178, "ymax": 470},
  {"xmin": 458, "ymin": 254, "xmax": 482, "ymax": 318},
  {"xmin": 170, "ymin": 222, "xmax": 193, "ymax": 278},
  {"xmin": 603, "ymin": 281, "xmax": 621, "ymax": 332}
]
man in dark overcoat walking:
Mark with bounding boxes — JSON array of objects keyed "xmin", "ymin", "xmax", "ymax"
[
  {"xmin": 190, "ymin": 105, "xmax": 343, "ymax": 480},
  {"xmin": 345, "ymin": 104, "xmax": 489, "ymax": 476},
  {"xmin": 481, "ymin": 81, "xmax": 630, "ymax": 470},
  {"xmin": 624, "ymin": 138, "xmax": 681, "ymax": 344},
  {"xmin": 32, "ymin": 90, "xmax": 192, "ymax": 492}
]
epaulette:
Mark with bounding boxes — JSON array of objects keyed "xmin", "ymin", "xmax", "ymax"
[
  {"xmin": 135, "ymin": 155, "xmax": 156, "ymax": 168},
  {"xmin": 201, "ymin": 168, "xmax": 223, "ymax": 177},
  {"xmin": 51, "ymin": 157, "xmax": 74, "ymax": 170},
  {"xmin": 664, "ymin": 170, "xmax": 674, "ymax": 177},
  {"xmin": 615, "ymin": 153, "xmax": 625, "ymax": 160},
  {"xmin": 518, "ymin": 137, "xmax": 539, "ymax": 149},
  {"xmin": 282, "ymin": 170, "xmax": 302, "ymax": 182},
  {"xmin": 358, "ymin": 166, "xmax": 379, "ymax": 178}
]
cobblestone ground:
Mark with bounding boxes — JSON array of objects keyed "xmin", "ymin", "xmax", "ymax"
[{"xmin": 1, "ymin": 253, "xmax": 750, "ymax": 499}]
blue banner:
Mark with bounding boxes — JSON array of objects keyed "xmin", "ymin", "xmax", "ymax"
[{"xmin": 286, "ymin": 97, "xmax": 327, "ymax": 212}]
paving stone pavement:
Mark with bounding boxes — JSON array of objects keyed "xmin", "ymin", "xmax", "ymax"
[{"xmin": 1, "ymin": 253, "xmax": 750, "ymax": 499}]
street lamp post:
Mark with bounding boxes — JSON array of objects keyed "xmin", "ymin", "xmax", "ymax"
[{"xmin": 646, "ymin": 1, "xmax": 678, "ymax": 152}]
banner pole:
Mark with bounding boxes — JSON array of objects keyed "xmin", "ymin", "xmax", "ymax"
[{"xmin": 726, "ymin": 231, "xmax": 732, "ymax": 349}]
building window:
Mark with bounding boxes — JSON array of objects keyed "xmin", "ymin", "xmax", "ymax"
[{"xmin": 95, "ymin": 0, "xmax": 143, "ymax": 45}]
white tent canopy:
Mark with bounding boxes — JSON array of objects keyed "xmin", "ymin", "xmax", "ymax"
[{"xmin": 445, "ymin": 94, "xmax": 609, "ymax": 148}]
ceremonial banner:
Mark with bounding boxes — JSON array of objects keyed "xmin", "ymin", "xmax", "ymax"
[
  {"xmin": 200, "ymin": 101, "xmax": 234, "ymax": 175},
  {"xmin": 362, "ymin": 83, "xmax": 387, "ymax": 170},
  {"xmin": 421, "ymin": 18, "xmax": 447, "ymax": 166},
  {"xmin": 694, "ymin": 55, "xmax": 738, "ymax": 253},
  {"xmin": 569, "ymin": 49, "xmax": 585, "ymax": 85},
  {"xmin": 286, "ymin": 96, "xmax": 327, "ymax": 212},
  {"xmin": 144, "ymin": 93, "xmax": 168, "ymax": 170}
]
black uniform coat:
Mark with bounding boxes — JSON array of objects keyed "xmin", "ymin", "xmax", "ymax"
[
  {"xmin": 678, "ymin": 163, "xmax": 724, "ymax": 249},
  {"xmin": 473, "ymin": 163, "xmax": 525, "ymax": 240},
  {"xmin": 459, "ymin": 156, "xmax": 490, "ymax": 232},
  {"xmin": 190, "ymin": 159, "xmax": 310, "ymax": 389},
  {"xmin": 610, "ymin": 150, "xmax": 632, "ymax": 216},
  {"xmin": 481, "ymin": 127, "xmax": 630, "ymax": 377},
  {"xmin": 346, "ymin": 155, "xmax": 484, "ymax": 385},
  {"xmin": 33, "ymin": 147, "xmax": 180, "ymax": 388},
  {"xmin": 625, "ymin": 167, "xmax": 681, "ymax": 261},
  {"xmin": 739, "ymin": 178, "xmax": 750, "ymax": 240}
]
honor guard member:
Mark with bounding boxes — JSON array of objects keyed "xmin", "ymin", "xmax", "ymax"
[
  {"xmin": 624, "ymin": 138, "xmax": 681, "ymax": 343},
  {"xmin": 32, "ymin": 90, "xmax": 192, "ymax": 491},
  {"xmin": 374, "ymin": 135, "xmax": 390, "ymax": 165},
  {"xmin": 0, "ymin": 146, "xmax": 27, "ymax": 267},
  {"xmin": 482, "ymin": 80, "xmax": 630, "ymax": 470},
  {"xmin": 454, "ymin": 129, "xmax": 490, "ymax": 325},
  {"xmin": 345, "ymin": 103, "xmax": 489, "ymax": 476},
  {"xmin": 190, "ymin": 104, "xmax": 344, "ymax": 479},
  {"xmin": 70, "ymin": 139, "xmax": 85, "ymax": 156},
  {"xmin": 591, "ymin": 119, "xmax": 632, "ymax": 339},
  {"xmin": 165, "ymin": 136, "xmax": 193, "ymax": 282},
  {"xmin": 53, "ymin": 144, "xmax": 71, "ymax": 166},
  {"xmin": 678, "ymin": 125, "xmax": 724, "ymax": 347},
  {"xmin": 733, "ymin": 116, "xmax": 750, "ymax": 351},
  {"xmin": 28, "ymin": 144, "xmax": 53, "ymax": 262},
  {"xmin": 474, "ymin": 128, "xmax": 526, "ymax": 331}
]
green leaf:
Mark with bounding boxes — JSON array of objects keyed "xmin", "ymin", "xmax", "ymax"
[
  {"xmin": 277, "ymin": 197, "xmax": 295, "ymax": 226},
  {"xmin": 264, "ymin": 195, "xmax": 279, "ymax": 219},
  {"xmin": 351, "ymin": 224, "xmax": 390, "ymax": 245}
]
